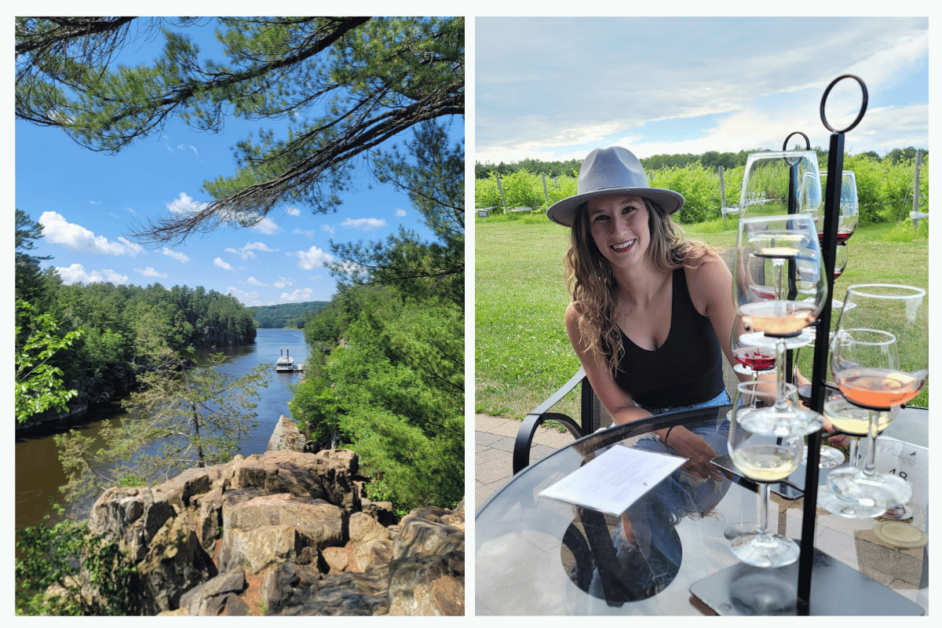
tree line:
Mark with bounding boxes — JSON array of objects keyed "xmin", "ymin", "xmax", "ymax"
[
  {"xmin": 16, "ymin": 211, "xmax": 257, "ymax": 422},
  {"xmin": 475, "ymin": 146, "xmax": 929, "ymax": 179},
  {"xmin": 476, "ymin": 151, "xmax": 929, "ymax": 225},
  {"xmin": 248, "ymin": 301, "xmax": 329, "ymax": 329}
]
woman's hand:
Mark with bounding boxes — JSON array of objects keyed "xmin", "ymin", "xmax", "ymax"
[{"xmin": 660, "ymin": 426, "xmax": 728, "ymax": 482}]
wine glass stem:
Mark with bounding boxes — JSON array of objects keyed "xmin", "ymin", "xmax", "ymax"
[
  {"xmin": 758, "ymin": 482, "xmax": 770, "ymax": 539},
  {"xmin": 862, "ymin": 410, "xmax": 879, "ymax": 477},
  {"xmin": 775, "ymin": 339, "xmax": 788, "ymax": 410},
  {"xmin": 848, "ymin": 437, "xmax": 859, "ymax": 469}
]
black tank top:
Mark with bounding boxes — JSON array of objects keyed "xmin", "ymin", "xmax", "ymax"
[{"xmin": 609, "ymin": 267, "xmax": 725, "ymax": 408}]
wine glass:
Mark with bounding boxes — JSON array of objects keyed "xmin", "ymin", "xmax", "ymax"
[
  {"xmin": 730, "ymin": 314, "xmax": 776, "ymax": 384},
  {"xmin": 740, "ymin": 151, "xmax": 822, "ymax": 221},
  {"xmin": 817, "ymin": 397, "xmax": 900, "ymax": 518},
  {"xmin": 727, "ymin": 382, "xmax": 803, "ymax": 567},
  {"xmin": 733, "ymin": 214, "xmax": 825, "ymax": 436},
  {"xmin": 817, "ymin": 170, "xmax": 859, "ymax": 245},
  {"xmin": 826, "ymin": 284, "xmax": 927, "ymax": 511}
]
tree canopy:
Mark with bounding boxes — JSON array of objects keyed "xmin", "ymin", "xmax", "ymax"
[{"xmin": 16, "ymin": 16, "xmax": 464, "ymax": 245}]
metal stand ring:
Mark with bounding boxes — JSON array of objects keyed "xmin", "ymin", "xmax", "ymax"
[{"xmin": 820, "ymin": 74, "xmax": 868, "ymax": 133}]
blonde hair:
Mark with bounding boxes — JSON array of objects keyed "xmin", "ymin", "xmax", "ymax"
[{"xmin": 564, "ymin": 198, "xmax": 717, "ymax": 372}]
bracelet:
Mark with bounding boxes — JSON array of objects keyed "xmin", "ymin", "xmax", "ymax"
[{"xmin": 664, "ymin": 426, "xmax": 675, "ymax": 446}]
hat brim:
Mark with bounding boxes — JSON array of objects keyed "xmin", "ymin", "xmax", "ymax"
[{"xmin": 546, "ymin": 188, "xmax": 685, "ymax": 227}]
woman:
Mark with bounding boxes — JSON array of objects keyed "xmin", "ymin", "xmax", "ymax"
[
  {"xmin": 548, "ymin": 146, "xmax": 742, "ymax": 481},
  {"xmin": 548, "ymin": 146, "xmax": 739, "ymax": 603}
]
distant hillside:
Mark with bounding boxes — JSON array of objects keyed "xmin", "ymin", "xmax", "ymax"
[{"xmin": 248, "ymin": 301, "xmax": 329, "ymax": 329}]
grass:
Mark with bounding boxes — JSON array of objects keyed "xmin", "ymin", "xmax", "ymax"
[{"xmin": 475, "ymin": 216, "xmax": 929, "ymax": 420}]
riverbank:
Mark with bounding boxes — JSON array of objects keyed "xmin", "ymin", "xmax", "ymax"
[
  {"xmin": 15, "ymin": 328, "xmax": 310, "ymax": 532},
  {"xmin": 22, "ymin": 417, "xmax": 464, "ymax": 616}
]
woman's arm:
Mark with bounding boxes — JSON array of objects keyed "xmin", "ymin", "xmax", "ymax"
[
  {"xmin": 565, "ymin": 302, "xmax": 726, "ymax": 481},
  {"xmin": 686, "ymin": 252, "xmax": 752, "ymax": 383}
]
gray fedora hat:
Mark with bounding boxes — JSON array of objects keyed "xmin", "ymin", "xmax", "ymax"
[{"xmin": 546, "ymin": 146, "xmax": 684, "ymax": 227}]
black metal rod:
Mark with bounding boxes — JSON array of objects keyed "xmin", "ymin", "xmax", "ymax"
[{"xmin": 797, "ymin": 131, "xmax": 845, "ymax": 610}]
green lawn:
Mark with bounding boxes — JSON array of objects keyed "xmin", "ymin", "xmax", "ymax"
[{"xmin": 474, "ymin": 214, "xmax": 929, "ymax": 420}]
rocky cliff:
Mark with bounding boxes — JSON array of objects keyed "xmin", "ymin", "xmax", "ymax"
[{"xmin": 85, "ymin": 416, "xmax": 464, "ymax": 616}]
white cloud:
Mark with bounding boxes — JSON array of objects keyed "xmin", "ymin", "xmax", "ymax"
[
  {"xmin": 280, "ymin": 287, "xmax": 314, "ymax": 303},
  {"xmin": 126, "ymin": 207, "xmax": 137, "ymax": 216},
  {"xmin": 286, "ymin": 207, "xmax": 301, "ymax": 217},
  {"xmin": 251, "ymin": 216, "xmax": 281, "ymax": 235},
  {"xmin": 177, "ymin": 143, "xmax": 198, "ymax": 156},
  {"xmin": 167, "ymin": 192, "xmax": 207, "ymax": 216},
  {"xmin": 341, "ymin": 217, "xmax": 386, "ymax": 231},
  {"xmin": 272, "ymin": 276, "xmax": 293, "ymax": 288},
  {"xmin": 38, "ymin": 211, "xmax": 144, "ymax": 256},
  {"xmin": 135, "ymin": 267, "xmax": 167, "ymax": 278},
  {"xmin": 90, "ymin": 200, "xmax": 102, "ymax": 205},
  {"xmin": 295, "ymin": 246, "xmax": 334, "ymax": 270},
  {"xmin": 224, "ymin": 241, "xmax": 280, "ymax": 260},
  {"xmin": 247, "ymin": 277, "xmax": 268, "ymax": 287},
  {"xmin": 161, "ymin": 248, "xmax": 190, "ymax": 263},
  {"xmin": 226, "ymin": 287, "xmax": 262, "ymax": 306},
  {"xmin": 321, "ymin": 225, "xmax": 335, "ymax": 234},
  {"xmin": 55, "ymin": 263, "xmax": 128, "ymax": 285},
  {"xmin": 396, "ymin": 208, "xmax": 407, "ymax": 217},
  {"xmin": 476, "ymin": 17, "xmax": 928, "ymax": 162},
  {"xmin": 214, "ymin": 257, "xmax": 234, "ymax": 271},
  {"xmin": 293, "ymin": 228, "xmax": 317, "ymax": 237},
  {"xmin": 309, "ymin": 274, "xmax": 322, "ymax": 280}
]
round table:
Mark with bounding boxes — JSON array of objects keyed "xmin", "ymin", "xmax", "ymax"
[{"xmin": 475, "ymin": 405, "xmax": 928, "ymax": 615}]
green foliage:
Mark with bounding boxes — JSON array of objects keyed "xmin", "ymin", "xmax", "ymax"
[
  {"xmin": 293, "ymin": 118, "xmax": 464, "ymax": 513},
  {"xmin": 288, "ymin": 369, "xmax": 344, "ymax": 449},
  {"xmin": 649, "ymin": 164, "xmax": 721, "ymax": 223},
  {"xmin": 327, "ymin": 288, "xmax": 464, "ymax": 512},
  {"xmin": 15, "ymin": 209, "xmax": 52, "ymax": 305},
  {"xmin": 878, "ymin": 217, "xmax": 929, "ymax": 242},
  {"xmin": 475, "ymin": 152, "xmax": 928, "ymax": 228},
  {"xmin": 55, "ymin": 347, "xmax": 270, "ymax": 508},
  {"xmin": 248, "ymin": 301, "xmax": 328, "ymax": 329},
  {"xmin": 15, "ymin": 300, "xmax": 83, "ymax": 423},
  {"xmin": 332, "ymin": 120, "xmax": 464, "ymax": 308},
  {"xmin": 15, "ymin": 517, "xmax": 136, "ymax": 615}
]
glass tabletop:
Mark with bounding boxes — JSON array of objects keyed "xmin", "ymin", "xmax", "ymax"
[{"xmin": 475, "ymin": 405, "xmax": 928, "ymax": 615}]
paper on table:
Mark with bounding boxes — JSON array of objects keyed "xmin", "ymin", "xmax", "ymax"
[{"xmin": 538, "ymin": 445, "xmax": 687, "ymax": 516}]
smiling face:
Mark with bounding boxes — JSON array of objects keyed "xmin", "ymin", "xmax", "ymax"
[{"xmin": 586, "ymin": 194, "xmax": 650, "ymax": 270}]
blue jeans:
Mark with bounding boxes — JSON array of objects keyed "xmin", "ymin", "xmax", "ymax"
[{"xmin": 587, "ymin": 389, "xmax": 732, "ymax": 601}]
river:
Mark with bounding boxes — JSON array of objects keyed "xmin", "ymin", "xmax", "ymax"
[{"xmin": 14, "ymin": 328, "xmax": 309, "ymax": 532}]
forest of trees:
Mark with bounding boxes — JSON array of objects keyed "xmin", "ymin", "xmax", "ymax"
[
  {"xmin": 16, "ymin": 210, "xmax": 257, "ymax": 420},
  {"xmin": 290, "ymin": 120, "xmax": 464, "ymax": 516},
  {"xmin": 475, "ymin": 146, "xmax": 929, "ymax": 179},
  {"xmin": 247, "ymin": 301, "xmax": 329, "ymax": 329}
]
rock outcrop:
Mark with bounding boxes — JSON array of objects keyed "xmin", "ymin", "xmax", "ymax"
[{"xmin": 86, "ymin": 445, "xmax": 464, "ymax": 616}]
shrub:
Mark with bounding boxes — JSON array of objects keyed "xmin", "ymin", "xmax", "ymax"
[{"xmin": 16, "ymin": 518, "xmax": 136, "ymax": 615}]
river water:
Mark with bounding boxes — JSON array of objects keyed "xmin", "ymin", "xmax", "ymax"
[{"xmin": 14, "ymin": 328, "xmax": 309, "ymax": 532}]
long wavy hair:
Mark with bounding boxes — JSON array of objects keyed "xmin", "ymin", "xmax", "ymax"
[{"xmin": 564, "ymin": 197, "xmax": 717, "ymax": 373}]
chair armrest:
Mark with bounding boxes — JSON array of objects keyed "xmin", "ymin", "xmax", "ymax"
[
  {"xmin": 512, "ymin": 366, "xmax": 590, "ymax": 475},
  {"xmin": 513, "ymin": 412, "xmax": 584, "ymax": 475}
]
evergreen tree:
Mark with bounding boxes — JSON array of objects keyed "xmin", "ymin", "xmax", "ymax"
[{"xmin": 16, "ymin": 16, "xmax": 464, "ymax": 245}]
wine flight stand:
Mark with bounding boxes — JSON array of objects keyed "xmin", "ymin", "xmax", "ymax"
[{"xmin": 690, "ymin": 75, "xmax": 924, "ymax": 616}]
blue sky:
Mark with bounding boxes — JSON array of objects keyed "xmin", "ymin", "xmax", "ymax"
[
  {"xmin": 475, "ymin": 17, "xmax": 928, "ymax": 165},
  {"xmin": 15, "ymin": 19, "xmax": 459, "ymax": 306}
]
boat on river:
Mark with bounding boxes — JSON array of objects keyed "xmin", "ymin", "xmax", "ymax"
[{"xmin": 275, "ymin": 348, "xmax": 303, "ymax": 372}]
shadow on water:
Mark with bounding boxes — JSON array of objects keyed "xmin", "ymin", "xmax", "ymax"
[{"xmin": 15, "ymin": 328, "xmax": 309, "ymax": 532}]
